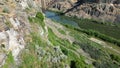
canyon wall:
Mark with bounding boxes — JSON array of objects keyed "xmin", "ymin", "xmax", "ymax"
[{"xmin": 49, "ymin": 0, "xmax": 120, "ymax": 23}]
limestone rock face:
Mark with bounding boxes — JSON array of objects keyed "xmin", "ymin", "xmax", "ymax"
[
  {"xmin": 50, "ymin": 0, "xmax": 120, "ymax": 23},
  {"xmin": 52, "ymin": 1, "xmax": 72, "ymax": 12},
  {"xmin": 0, "ymin": 0, "xmax": 40, "ymax": 67}
]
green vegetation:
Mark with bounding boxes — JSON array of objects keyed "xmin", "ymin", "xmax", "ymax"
[
  {"xmin": 46, "ymin": 11, "xmax": 120, "ymax": 47},
  {"xmin": 62, "ymin": 23, "xmax": 120, "ymax": 68},
  {"xmin": 11, "ymin": 11, "xmax": 120, "ymax": 68},
  {"xmin": 64, "ymin": 24, "xmax": 120, "ymax": 47},
  {"xmin": 78, "ymin": 20, "xmax": 120, "ymax": 40},
  {"xmin": 48, "ymin": 28, "xmax": 92, "ymax": 68},
  {"xmin": 20, "ymin": 16, "xmax": 68, "ymax": 68},
  {"xmin": 62, "ymin": 16, "xmax": 120, "ymax": 40},
  {"xmin": 74, "ymin": 28, "xmax": 120, "ymax": 47},
  {"xmin": 48, "ymin": 28, "xmax": 77, "ymax": 51},
  {"xmin": 20, "ymin": 12, "xmax": 48, "ymax": 68},
  {"xmin": 36, "ymin": 12, "xmax": 44, "ymax": 22},
  {"xmin": 5, "ymin": 21, "xmax": 12, "ymax": 28},
  {"xmin": 58, "ymin": 28, "xmax": 66, "ymax": 35},
  {"xmin": 110, "ymin": 54, "xmax": 120, "ymax": 63},
  {"xmin": 28, "ymin": 12, "xmax": 45, "ymax": 29},
  {"xmin": 2, "ymin": 52, "xmax": 14, "ymax": 68},
  {"xmin": 25, "ymin": 7, "xmax": 31, "ymax": 13},
  {"xmin": 46, "ymin": 11, "xmax": 120, "ymax": 66},
  {"xmin": 19, "ymin": 33, "xmax": 47, "ymax": 68},
  {"xmin": 74, "ymin": 42, "xmax": 119, "ymax": 68},
  {"xmin": 20, "ymin": 29, "xmax": 73, "ymax": 68},
  {"xmin": 3, "ymin": 7, "xmax": 9, "ymax": 13}
]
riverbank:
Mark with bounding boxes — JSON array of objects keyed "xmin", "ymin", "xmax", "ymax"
[
  {"xmin": 45, "ymin": 10, "xmax": 120, "ymax": 47},
  {"xmin": 62, "ymin": 16, "xmax": 120, "ymax": 40}
]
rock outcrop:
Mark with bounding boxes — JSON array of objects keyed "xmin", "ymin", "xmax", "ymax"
[
  {"xmin": 0, "ymin": 0, "xmax": 42, "ymax": 67},
  {"xmin": 49, "ymin": 0, "xmax": 120, "ymax": 23}
]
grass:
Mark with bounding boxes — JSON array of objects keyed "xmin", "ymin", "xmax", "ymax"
[
  {"xmin": 48, "ymin": 28, "xmax": 92, "ymax": 68},
  {"xmin": 77, "ymin": 20, "xmax": 120, "ymax": 40},
  {"xmin": 62, "ymin": 23, "xmax": 120, "ymax": 68},
  {"xmin": 28, "ymin": 12, "xmax": 45, "ymax": 30},
  {"xmin": 2, "ymin": 52, "xmax": 14, "ymax": 68},
  {"xmin": 48, "ymin": 28, "xmax": 78, "ymax": 51},
  {"xmin": 63, "ymin": 16, "xmax": 120, "ymax": 40},
  {"xmin": 58, "ymin": 28, "xmax": 66, "ymax": 35},
  {"xmin": 46, "ymin": 11, "xmax": 120, "ymax": 67},
  {"xmin": 72, "ymin": 31, "xmax": 120, "ymax": 68},
  {"xmin": 19, "ymin": 12, "xmax": 52, "ymax": 68},
  {"xmin": 63, "ymin": 24, "xmax": 120, "ymax": 47},
  {"xmin": 75, "ymin": 28, "xmax": 120, "ymax": 46},
  {"xmin": 19, "ymin": 33, "xmax": 47, "ymax": 68},
  {"xmin": 110, "ymin": 54, "xmax": 120, "ymax": 63},
  {"xmin": 5, "ymin": 21, "xmax": 12, "ymax": 28}
]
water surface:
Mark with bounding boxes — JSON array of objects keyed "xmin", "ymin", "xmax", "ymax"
[{"xmin": 45, "ymin": 11, "xmax": 79, "ymax": 27}]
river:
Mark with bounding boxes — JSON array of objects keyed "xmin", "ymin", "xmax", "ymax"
[
  {"xmin": 45, "ymin": 11, "xmax": 120, "ymax": 40},
  {"xmin": 45, "ymin": 11, "xmax": 79, "ymax": 27}
]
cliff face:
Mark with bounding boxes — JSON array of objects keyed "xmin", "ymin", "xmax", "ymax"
[
  {"xmin": 0, "ymin": 0, "xmax": 42, "ymax": 67},
  {"xmin": 50, "ymin": 0, "xmax": 120, "ymax": 23},
  {"xmin": 97, "ymin": 0, "xmax": 120, "ymax": 4},
  {"xmin": 75, "ymin": 0, "xmax": 120, "ymax": 3}
]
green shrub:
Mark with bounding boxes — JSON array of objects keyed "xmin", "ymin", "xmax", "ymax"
[
  {"xmin": 73, "ymin": 42, "xmax": 104, "ymax": 60},
  {"xmin": 36, "ymin": 12, "xmax": 44, "ymax": 22},
  {"xmin": 28, "ymin": 12, "xmax": 45, "ymax": 30},
  {"xmin": 110, "ymin": 54, "xmax": 120, "ymax": 63},
  {"xmin": 3, "ymin": 7, "xmax": 9, "ymax": 13},
  {"xmin": 93, "ymin": 61, "xmax": 119, "ymax": 68},
  {"xmin": 58, "ymin": 28, "xmax": 66, "ymax": 35},
  {"xmin": 2, "ymin": 52, "xmax": 14, "ymax": 68},
  {"xmin": 28, "ymin": 17, "xmax": 33, "ymax": 23},
  {"xmin": 73, "ymin": 42, "xmax": 120, "ymax": 68}
]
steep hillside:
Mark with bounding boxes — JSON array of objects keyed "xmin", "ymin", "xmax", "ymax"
[{"xmin": 0, "ymin": 0, "xmax": 120, "ymax": 68}]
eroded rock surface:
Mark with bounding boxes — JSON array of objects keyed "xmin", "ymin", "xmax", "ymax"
[
  {"xmin": 0, "ymin": 0, "xmax": 41, "ymax": 67},
  {"xmin": 49, "ymin": 0, "xmax": 120, "ymax": 23}
]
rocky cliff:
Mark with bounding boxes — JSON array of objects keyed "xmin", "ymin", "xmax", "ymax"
[
  {"xmin": 49, "ymin": 0, "xmax": 120, "ymax": 23},
  {"xmin": 0, "ymin": 0, "xmax": 41, "ymax": 67}
]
